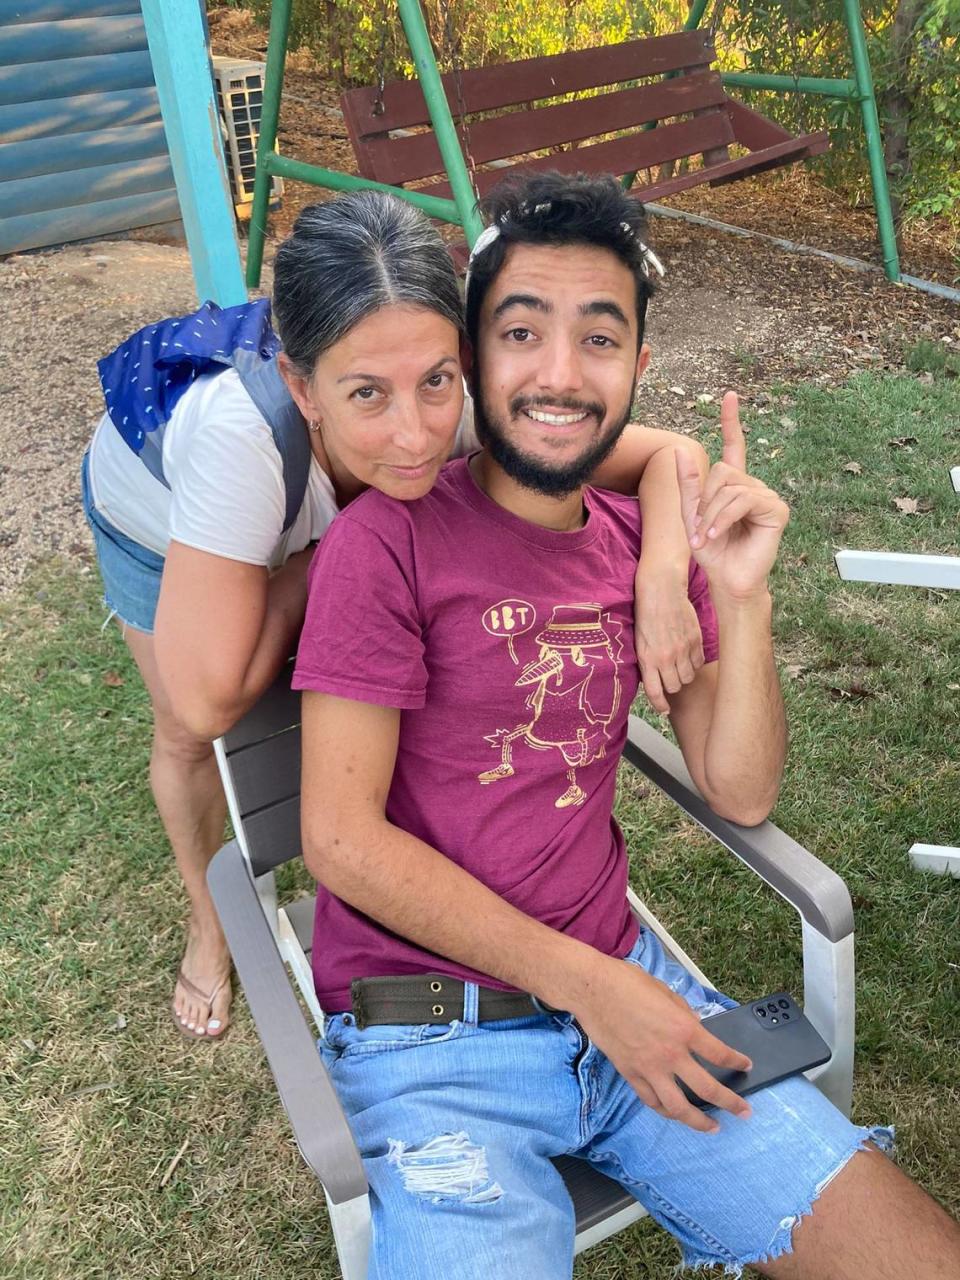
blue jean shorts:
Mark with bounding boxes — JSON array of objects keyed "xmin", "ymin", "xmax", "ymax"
[
  {"xmin": 319, "ymin": 929, "xmax": 890, "ymax": 1278},
  {"xmin": 81, "ymin": 451, "xmax": 164, "ymax": 635}
]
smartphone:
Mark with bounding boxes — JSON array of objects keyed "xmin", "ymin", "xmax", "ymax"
[{"xmin": 679, "ymin": 992, "xmax": 831, "ymax": 1108}]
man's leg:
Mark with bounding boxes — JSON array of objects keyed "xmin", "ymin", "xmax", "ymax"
[
  {"xmin": 122, "ymin": 624, "xmax": 231, "ymax": 1037},
  {"xmin": 759, "ymin": 1143, "xmax": 960, "ymax": 1280},
  {"xmin": 320, "ymin": 1009, "xmax": 588, "ymax": 1279},
  {"xmin": 583, "ymin": 930, "xmax": 960, "ymax": 1277}
]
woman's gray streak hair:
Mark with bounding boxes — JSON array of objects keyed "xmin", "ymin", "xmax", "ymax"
[{"xmin": 272, "ymin": 191, "xmax": 464, "ymax": 375}]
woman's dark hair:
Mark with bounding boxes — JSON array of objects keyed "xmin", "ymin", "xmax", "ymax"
[
  {"xmin": 272, "ymin": 190, "xmax": 464, "ymax": 375},
  {"xmin": 465, "ymin": 172, "xmax": 657, "ymax": 351}
]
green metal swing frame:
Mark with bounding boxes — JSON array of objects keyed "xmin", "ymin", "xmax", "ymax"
[{"xmin": 243, "ymin": 0, "xmax": 900, "ymax": 287}]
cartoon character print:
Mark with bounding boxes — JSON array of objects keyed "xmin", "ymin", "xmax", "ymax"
[{"xmin": 478, "ymin": 602, "xmax": 624, "ymax": 809}]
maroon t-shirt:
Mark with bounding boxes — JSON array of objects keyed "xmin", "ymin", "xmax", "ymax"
[{"xmin": 293, "ymin": 458, "xmax": 719, "ymax": 1011}]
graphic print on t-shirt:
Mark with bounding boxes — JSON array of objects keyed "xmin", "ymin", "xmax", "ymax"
[{"xmin": 478, "ymin": 601, "xmax": 624, "ymax": 809}]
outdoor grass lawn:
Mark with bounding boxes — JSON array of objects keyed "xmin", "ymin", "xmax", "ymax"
[{"xmin": 2, "ymin": 368, "xmax": 958, "ymax": 1279}]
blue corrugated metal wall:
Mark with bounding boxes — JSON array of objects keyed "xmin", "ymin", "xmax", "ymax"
[{"xmin": 0, "ymin": 0, "xmax": 180, "ymax": 255}]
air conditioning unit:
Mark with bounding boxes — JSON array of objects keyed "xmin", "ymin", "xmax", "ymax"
[{"xmin": 211, "ymin": 56, "xmax": 283, "ymax": 218}]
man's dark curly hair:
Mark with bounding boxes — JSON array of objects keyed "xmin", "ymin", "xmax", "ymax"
[{"xmin": 464, "ymin": 171, "xmax": 657, "ymax": 353}]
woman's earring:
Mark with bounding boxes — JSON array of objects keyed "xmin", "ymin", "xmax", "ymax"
[{"xmin": 308, "ymin": 419, "xmax": 321, "ymax": 433}]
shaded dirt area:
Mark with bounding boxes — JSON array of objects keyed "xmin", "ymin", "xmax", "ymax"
[{"xmin": 0, "ymin": 7, "xmax": 957, "ymax": 595}]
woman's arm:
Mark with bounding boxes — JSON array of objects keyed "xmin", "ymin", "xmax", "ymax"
[
  {"xmin": 589, "ymin": 424, "xmax": 710, "ymax": 713},
  {"xmin": 153, "ymin": 540, "xmax": 314, "ymax": 740}
]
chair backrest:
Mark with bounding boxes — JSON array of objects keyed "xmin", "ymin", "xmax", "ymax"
[
  {"xmin": 217, "ymin": 659, "xmax": 302, "ymax": 877},
  {"xmin": 341, "ymin": 28, "xmax": 732, "ymax": 198}
]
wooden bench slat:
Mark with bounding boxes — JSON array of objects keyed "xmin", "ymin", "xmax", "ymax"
[
  {"xmin": 631, "ymin": 131, "xmax": 827, "ymax": 203},
  {"xmin": 342, "ymin": 29, "xmax": 714, "ymax": 141},
  {"xmin": 706, "ymin": 130, "xmax": 829, "ymax": 187},
  {"xmin": 725, "ymin": 97, "xmax": 794, "ymax": 150},
  {"xmin": 361, "ymin": 71, "xmax": 727, "ymax": 187},
  {"xmin": 422, "ymin": 112, "xmax": 732, "ymax": 201}
]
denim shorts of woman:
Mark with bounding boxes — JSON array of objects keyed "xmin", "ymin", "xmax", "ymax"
[
  {"xmin": 319, "ymin": 929, "xmax": 890, "ymax": 1279},
  {"xmin": 81, "ymin": 451, "xmax": 164, "ymax": 635}
]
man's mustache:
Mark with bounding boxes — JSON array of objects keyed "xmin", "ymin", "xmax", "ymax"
[{"xmin": 509, "ymin": 395, "xmax": 605, "ymax": 419}]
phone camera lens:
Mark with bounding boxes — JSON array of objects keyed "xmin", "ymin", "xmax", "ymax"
[
  {"xmin": 782, "ymin": 1011, "xmax": 790, "ymax": 1020},
  {"xmin": 767, "ymin": 1002, "xmax": 778, "ymax": 1013},
  {"xmin": 778, "ymin": 999, "xmax": 789, "ymax": 1010},
  {"xmin": 757, "ymin": 1006, "xmax": 767, "ymax": 1017}
]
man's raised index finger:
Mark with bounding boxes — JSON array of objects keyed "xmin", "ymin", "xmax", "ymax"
[{"xmin": 720, "ymin": 391, "xmax": 747, "ymax": 472}]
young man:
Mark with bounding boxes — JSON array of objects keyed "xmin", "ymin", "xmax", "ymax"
[{"xmin": 293, "ymin": 174, "xmax": 960, "ymax": 1278}]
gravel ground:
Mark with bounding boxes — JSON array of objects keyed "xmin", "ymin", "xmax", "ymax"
[{"xmin": 1, "ymin": 218, "xmax": 956, "ymax": 598}]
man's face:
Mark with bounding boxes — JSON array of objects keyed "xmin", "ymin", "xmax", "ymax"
[{"xmin": 472, "ymin": 242, "xmax": 645, "ymax": 497}]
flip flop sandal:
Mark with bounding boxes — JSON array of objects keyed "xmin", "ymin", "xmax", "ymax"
[{"xmin": 172, "ymin": 968, "xmax": 231, "ymax": 1041}]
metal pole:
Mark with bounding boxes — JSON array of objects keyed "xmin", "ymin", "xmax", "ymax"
[
  {"xmin": 140, "ymin": 0, "xmax": 246, "ymax": 305},
  {"xmin": 685, "ymin": 0, "xmax": 712, "ymax": 29},
  {"xmin": 246, "ymin": 0, "xmax": 292, "ymax": 288},
  {"xmin": 721, "ymin": 72, "xmax": 860, "ymax": 100},
  {"xmin": 268, "ymin": 154, "xmax": 462, "ymax": 222},
  {"xmin": 841, "ymin": 0, "xmax": 900, "ymax": 280},
  {"xmin": 397, "ymin": 0, "xmax": 484, "ymax": 245}
]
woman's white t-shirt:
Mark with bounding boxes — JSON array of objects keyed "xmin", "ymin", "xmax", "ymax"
[{"xmin": 87, "ymin": 367, "xmax": 478, "ymax": 570}]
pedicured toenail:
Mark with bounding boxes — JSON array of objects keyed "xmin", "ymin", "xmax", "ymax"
[{"xmin": 207, "ymin": 1020, "xmax": 221, "ymax": 1031}]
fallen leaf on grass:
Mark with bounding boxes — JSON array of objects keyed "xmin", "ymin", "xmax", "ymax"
[
  {"xmin": 888, "ymin": 436, "xmax": 918, "ymax": 450},
  {"xmin": 102, "ymin": 671, "xmax": 125, "ymax": 687},
  {"xmin": 828, "ymin": 683, "xmax": 874, "ymax": 702},
  {"xmin": 842, "ymin": 461, "xmax": 863, "ymax": 475},
  {"xmin": 893, "ymin": 497, "xmax": 933, "ymax": 514},
  {"xmin": 112, "ymin": 1014, "xmax": 128, "ymax": 1031}
]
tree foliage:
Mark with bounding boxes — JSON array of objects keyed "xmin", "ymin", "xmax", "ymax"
[{"xmin": 236, "ymin": 0, "xmax": 960, "ymax": 225}]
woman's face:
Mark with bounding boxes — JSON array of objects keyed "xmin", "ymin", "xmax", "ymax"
[{"xmin": 285, "ymin": 303, "xmax": 464, "ymax": 503}]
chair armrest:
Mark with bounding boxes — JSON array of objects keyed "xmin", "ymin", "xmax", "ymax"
[
  {"xmin": 207, "ymin": 839, "xmax": 367, "ymax": 1204},
  {"xmin": 624, "ymin": 715, "xmax": 853, "ymax": 943}
]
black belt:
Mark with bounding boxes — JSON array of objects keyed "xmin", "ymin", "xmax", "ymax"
[{"xmin": 350, "ymin": 973, "xmax": 545, "ymax": 1030}]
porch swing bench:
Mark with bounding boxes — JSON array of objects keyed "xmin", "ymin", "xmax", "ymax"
[{"xmin": 339, "ymin": 28, "xmax": 829, "ymax": 216}]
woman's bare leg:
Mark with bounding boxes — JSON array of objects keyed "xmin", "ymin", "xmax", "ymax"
[{"xmin": 122, "ymin": 623, "xmax": 232, "ymax": 1037}]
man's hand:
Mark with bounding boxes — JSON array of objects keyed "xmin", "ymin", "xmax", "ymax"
[
  {"xmin": 675, "ymin": 392, "xmax": 790, "ymax": 601},
  {"xmin": 634, "ymin": 572, "xmax": 704, "ymax": 714},
  {"xmin": 572, "ymin": 954, "xmax": 753, "ymax": 1134}
]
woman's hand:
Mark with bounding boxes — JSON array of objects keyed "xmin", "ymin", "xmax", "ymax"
[{"xmin": 634, "ymin": 565, "xmax": 705, "ymax": 714}]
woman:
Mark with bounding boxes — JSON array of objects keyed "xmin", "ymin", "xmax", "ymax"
[{"xmin": 82, "ymin": 190, "xmax": 707, "ymax": 1040}]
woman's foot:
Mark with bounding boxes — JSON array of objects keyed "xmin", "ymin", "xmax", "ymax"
[{"xmin": 172, "ymin": 925, "xmax": 232, "ymax": 1038}]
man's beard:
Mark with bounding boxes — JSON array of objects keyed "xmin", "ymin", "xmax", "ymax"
[{"xmin": 472, "ymin": 383, "xmax": 636, "ymax": 499}]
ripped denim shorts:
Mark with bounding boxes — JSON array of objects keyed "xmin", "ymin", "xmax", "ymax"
[{"xmin": 318, "ymin": 928, "xmax": 890, "ymax": 1279}]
